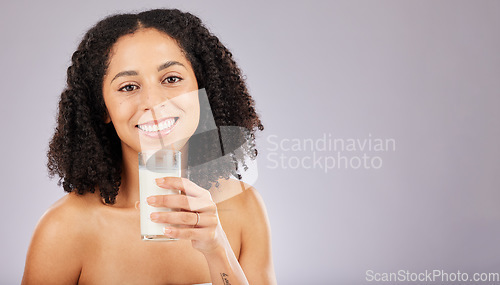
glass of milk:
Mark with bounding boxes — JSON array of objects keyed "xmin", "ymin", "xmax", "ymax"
[{"xmin": 139, "ymin": 149, "xmax": 182, "ymax": 241}]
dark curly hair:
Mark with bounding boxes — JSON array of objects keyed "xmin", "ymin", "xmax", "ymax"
[{"xmin": 47, "ymin": 8, "xmax": 264, "ymax": 204}]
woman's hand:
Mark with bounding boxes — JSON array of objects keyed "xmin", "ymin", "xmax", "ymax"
[{"xmin": 146, "ymin": 177, "xmax": 227, "ymax": 255}]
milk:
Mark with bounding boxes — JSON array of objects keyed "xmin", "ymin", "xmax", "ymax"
[{"xmin": 138, "ymin": 150, "xmax": 181, "ymax": 241}]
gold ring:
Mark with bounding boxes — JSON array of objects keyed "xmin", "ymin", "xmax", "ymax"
[{"xmin": 194, "ymin": 212, "xmax": 200, "ymax": 227}]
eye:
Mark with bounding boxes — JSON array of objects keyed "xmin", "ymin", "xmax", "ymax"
[
  {"xmin": 119, "ymin": 84, "xmax": 139, "ymax": 92},
  {"xmin": 163, "ymin": 76, "xmax": 183, "ymax": 84}
]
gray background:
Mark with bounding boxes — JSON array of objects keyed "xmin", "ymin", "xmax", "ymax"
[{"xmin": 1, "ymin": 0, "xmax": 499, "ymax": 284}]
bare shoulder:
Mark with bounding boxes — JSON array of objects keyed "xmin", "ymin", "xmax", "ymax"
[
  {"xmin": 212, "ymin": 178, "xmax": 270, "ymax": 232},
  {"xmin": 227, "ymin": 180, "xmax": 270, "ymax": 232},
  {"xmin": 36, "ymin": 191, "xmax": 100, "ymax": 234},
  {"xmin": 22, "ymin": 191, "xmax": 99, "ymax": 285}
]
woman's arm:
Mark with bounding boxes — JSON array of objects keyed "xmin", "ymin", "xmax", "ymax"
[
  {"xmin": 237, "ymin": 187, "xmax": 277, "ymax": 285},
  {"xmin": 151, "ymin": 178, "xmax": 277, "ymax": 285},
  {"xmin": 202, "ymin": 226, "xmax": 250, "ymax": 285},
  {"xmin": 22, "ymin": 196, "xmax": 84, "ymax": 285}
]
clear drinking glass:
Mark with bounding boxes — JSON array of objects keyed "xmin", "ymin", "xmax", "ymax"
[{"xmin": 139, "ymin": 149, "xmax": 181, "ymax": 241}]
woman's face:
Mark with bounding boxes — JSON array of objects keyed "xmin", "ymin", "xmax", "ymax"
[{"xmin": 102, "ymin": 28, "xmax": 200, "ymax": 155}]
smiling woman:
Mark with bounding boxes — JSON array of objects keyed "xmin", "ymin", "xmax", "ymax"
[{"xmin": 22, "ymin": 8, "xmax": 276, "ymax": 285}]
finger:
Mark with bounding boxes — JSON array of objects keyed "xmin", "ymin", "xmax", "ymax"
[
  {"xmin": 163, "ymin": 226, "xmax": 214, "ymax": 240},
  {"xmin": 150, "ymin": 211, "xmax": 217, "ymax": 227},
  {"xmin": 155, "ymin": 177, "xmax": 209, "ymax": 198},
  {"xmin": 147, "ymin": 195, "xmax": 216, "ymax": 212}
]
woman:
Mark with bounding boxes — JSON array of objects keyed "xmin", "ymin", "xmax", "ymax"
[{"xmin": 22, "ymin": 8, "xmax": 276, "ymax": 285}]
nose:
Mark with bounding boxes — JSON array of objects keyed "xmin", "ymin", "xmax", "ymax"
[{"xmin": 139, "ymin": 85, "xmax": 171, "ymax": 111}]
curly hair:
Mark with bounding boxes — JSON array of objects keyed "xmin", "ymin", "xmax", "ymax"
[{"xmin": 47, "ymin": 8, "xmax": 264, "ymax": 204}]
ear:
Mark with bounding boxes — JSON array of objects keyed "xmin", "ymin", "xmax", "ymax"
[{"xmin": 104, "ymin": 111, "xmax": 111, "ymax": 124}]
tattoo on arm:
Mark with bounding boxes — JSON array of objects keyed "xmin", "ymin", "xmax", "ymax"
[{"xmin": 220, "ymin": 272, "xmax": 231, "ymax": 285}]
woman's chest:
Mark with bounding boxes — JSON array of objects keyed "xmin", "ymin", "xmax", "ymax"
[{"xmin": 78, "ymin": 209, "xmax": 241, "ymax": 285}]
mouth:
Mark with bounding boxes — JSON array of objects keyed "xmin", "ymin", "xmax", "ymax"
[{"xmin": 136, "ymin": 117, "xmax": 179, "ymax": 138}]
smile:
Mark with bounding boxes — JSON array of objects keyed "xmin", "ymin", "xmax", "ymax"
[{"xmin": 136, "ymin": 117, "xmax": 178, "ymax": 137}]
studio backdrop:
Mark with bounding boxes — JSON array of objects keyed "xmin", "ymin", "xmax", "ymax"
[{"xmin": 1, "ymin": 1, "xmax": 499, "ymax": 284}]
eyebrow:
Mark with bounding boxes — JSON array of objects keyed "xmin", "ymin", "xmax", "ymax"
[{"xmin": 110, "ymin": 61, "xmax": 186, "ymax": 83}]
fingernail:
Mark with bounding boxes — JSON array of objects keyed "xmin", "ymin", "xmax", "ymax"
[
  {"xmin": 147, "ymin": 196, "xmax": 156, "ymax": 204},
  {"xmin": 155, "ymin": 178, "xmax": 165, "ymax": 185},
  {"xmin": 163, "ymin": 227, "xmax": 172, "ymax": 235},
  {"xmin": 150, "ymin": 213, "xmax": 159, "ymax": 221}
]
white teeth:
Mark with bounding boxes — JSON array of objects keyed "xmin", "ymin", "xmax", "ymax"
[{"xmin": 139, "ymin": 118, "xmax": 176, "ymax": 132}]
